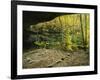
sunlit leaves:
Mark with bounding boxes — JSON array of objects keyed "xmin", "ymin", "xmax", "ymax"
[{"xmin": 29, "ymin": 13, "xmax": 90, "ymax": 51}]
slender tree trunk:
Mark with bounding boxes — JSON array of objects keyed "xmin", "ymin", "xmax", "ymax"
[
  {"xmin": 85, "ymin": 14, "xmax": 88, "ymax": 49},
  {"xmin": 80, "ymin": 14, "xmax": 85, "ymax": 46}
]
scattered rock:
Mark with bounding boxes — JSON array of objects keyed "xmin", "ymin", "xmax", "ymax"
[{"xmin": 23, "ymin": 49, "xmax": 89, "ymax": 68}]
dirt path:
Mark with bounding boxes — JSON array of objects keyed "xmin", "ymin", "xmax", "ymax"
[{"xmin": 23, "ymin": 49, "xmax": 89, "ymax": 68}]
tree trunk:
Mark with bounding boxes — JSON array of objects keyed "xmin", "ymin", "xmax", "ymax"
[{"xmin": 80, "ymin": 14, "xmax": 85, "ymax": 47}]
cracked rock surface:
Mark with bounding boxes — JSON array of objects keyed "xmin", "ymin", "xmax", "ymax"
[{"xmin": 23, "ymin": 49, "xmax": 89, "ymax": 69}]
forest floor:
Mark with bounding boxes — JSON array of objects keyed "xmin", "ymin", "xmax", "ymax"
[{"xmin": 23, "ymin": 48, "xmax": 89, "ymax": 68}]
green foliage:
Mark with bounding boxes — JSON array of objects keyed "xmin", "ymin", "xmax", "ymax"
[
  {"xmin": 62, "ymin": 30, "xmax": 72, "ymax": 51},
  {"xmin": 26, "ymin": 13, "xmax": 90, "ymax": 51},
  {"xmin": 34, "ymin": 41, "xmax": 46, "ymax": 48}
]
